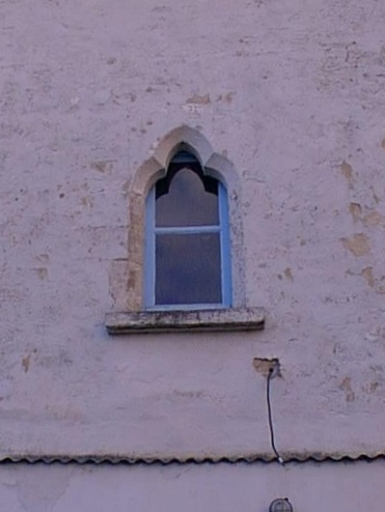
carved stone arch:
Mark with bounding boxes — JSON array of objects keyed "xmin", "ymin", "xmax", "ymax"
[{"xmin": 110, "ymin": 126, "xmax": 246, "ymax": 313}]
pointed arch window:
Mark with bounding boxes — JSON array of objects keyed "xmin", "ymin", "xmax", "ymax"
[{"xmin": 144, "ymin": 149, "xmax": 231, "ymax": 310}]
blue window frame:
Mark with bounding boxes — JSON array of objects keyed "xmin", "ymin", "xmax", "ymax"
[{"xmin": 144, "ymin": 150, "xmax": 231, "ymax": 310}]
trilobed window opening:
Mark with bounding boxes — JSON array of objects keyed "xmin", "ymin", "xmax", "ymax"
[{"xmin": 144, "ymin": 149, "xmax": 231, "ymax": 309}]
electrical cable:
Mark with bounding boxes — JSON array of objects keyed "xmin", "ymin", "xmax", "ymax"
[{"xmin": 266, "ymin": 368, "xmax": 284, "ymax": 465}]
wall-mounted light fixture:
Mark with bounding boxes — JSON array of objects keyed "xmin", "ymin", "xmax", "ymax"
[{"xmin": 269, "ymin": 498, "xmax": 293, "ymax": 512}]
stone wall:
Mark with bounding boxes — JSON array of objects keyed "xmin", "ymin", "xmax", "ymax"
[{"xmin": 1, "ymin": 0, "xmax": 385, "ymax": 462}]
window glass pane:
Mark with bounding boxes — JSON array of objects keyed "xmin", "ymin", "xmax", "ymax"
[
  {"xmin": 155, "ymin": 233, "xmax": 222, "ymax": 305},
  {"xmin": 156, "ymin": 169, "xmax": 219, "ymax": 227}
]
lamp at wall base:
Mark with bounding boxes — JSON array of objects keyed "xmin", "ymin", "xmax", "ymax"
[{"xmin": 269, "ymin": 498, "xmax": 293, "ymax": 512}]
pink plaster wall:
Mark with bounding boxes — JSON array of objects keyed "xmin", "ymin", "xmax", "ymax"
[
  {"xmin": 1, "ymin": 0, "xmax": 385, "ymax": 464},
  {"xmin": 0, "ymin": 461, "xmax": 384, "ymax": 512}
]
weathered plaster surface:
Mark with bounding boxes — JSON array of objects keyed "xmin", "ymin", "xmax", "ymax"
[
  {"xmin": 0, "ymin": 461, "xmax": 384, "ymax": 512},
  {"xmin": 1, "ymin": 0, "xmax": 385, "ymax": 461}
]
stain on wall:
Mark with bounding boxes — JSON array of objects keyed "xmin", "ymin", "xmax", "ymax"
[{"xmin": 341, "ymin": 233, "xmax": 371, "ymax": 256}]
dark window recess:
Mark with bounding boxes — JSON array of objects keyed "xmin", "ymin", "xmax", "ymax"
[
  {"xmin": 153, "ymin": 150, "xmax": 222, "ymax": 306},
  {"xmin": 155, "ymin": 233, "xmax": 222, "ymax": 305},
  {"xmin": 155, "ymin": 169, "xmax": 219, "ymax": 227}
]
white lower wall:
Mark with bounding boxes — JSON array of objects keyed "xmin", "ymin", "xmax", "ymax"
[{"xmin": 1, "ymin": 460, "xmax": 384, "ymax": 512}]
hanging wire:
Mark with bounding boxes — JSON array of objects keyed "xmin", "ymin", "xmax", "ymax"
[{"xmin": 266, "ymin": 368, "xmax": 284, "ymax": 465}]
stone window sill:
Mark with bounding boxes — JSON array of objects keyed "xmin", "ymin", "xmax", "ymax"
[{"xmin": 105, "ymin": 307, "xmax": 265, "ymax": 335}]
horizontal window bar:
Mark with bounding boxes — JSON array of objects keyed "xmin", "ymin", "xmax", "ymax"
[{"xmin": 154, "ymin": 225, "xmax": 220, "ymax": 235}]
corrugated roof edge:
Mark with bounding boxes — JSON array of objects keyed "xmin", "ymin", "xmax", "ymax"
[{"xmin": 1, "ymin": 452, "xmax": 384, "ymax": 465}]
